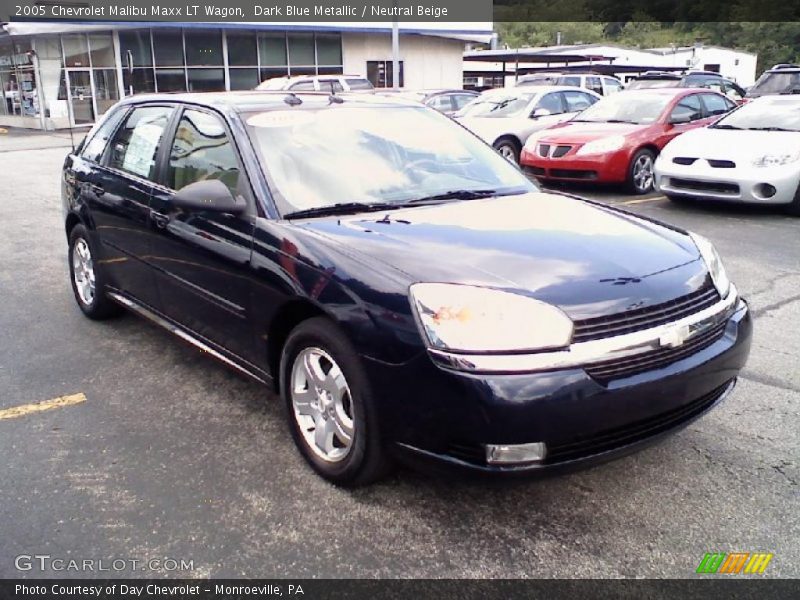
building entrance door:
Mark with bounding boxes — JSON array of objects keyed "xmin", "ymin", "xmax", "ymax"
[{"xmin": 67, "ymin": 70, "xmax": 95, "ymax": 125}]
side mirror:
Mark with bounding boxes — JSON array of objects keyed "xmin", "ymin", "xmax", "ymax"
[
  {"xmin": 532, "ymin": 107, "xmax": 552, "ymax": 118},
  {"xmin": 172, "ymin": 179, "xmax": 246, "ymax": 214},
  {"xmin": 669, "ymin": 113, "xmax": 692, "ymax": 125}
]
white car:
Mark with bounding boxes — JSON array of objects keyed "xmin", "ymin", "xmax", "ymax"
[
  {"xmin": 655, "ymin": 95, "xmax": 800, "ymax": 215},
  {"xmin": 453, "ymin": 86, "xmax": 601, "ymax": 163},
  {"xmin": 256, "ymin": 75, "xmax": 374, "ymax": 93}
]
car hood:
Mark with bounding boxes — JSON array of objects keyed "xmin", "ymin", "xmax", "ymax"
[
  {"xmin": 295, "ymin": 192, "xmax": 707, "ymax": 320},
  {"xmin": 660, "ymin": 127, "xmax": 800, "ymax": 160},
  {"xmin": 538, "ymin": 121, "xmax": 648, "ymax": 144},
  {"xmin": 455, "ymin": 116, "xmax": 528, "ymax": 142}
]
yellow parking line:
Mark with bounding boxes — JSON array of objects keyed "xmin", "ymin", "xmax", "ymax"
[
  {"xmin": 0, "ymin": 393, "xmax": 87, "ymax": 421},
  {"xmin": 620, "ymin": 196, "xmax": 667, "ymax": 205}
]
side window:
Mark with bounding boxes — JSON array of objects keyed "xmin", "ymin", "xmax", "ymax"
[
  {"xmin": 168, "ymin": 109, "xmax": 240, "ymax": 195},
  {"xmin": 105, "ymin": 105, "xmax": 174, "ymax": 181},
  {"xmin": 604, "ymin": 78, "xmax": 623, "ymax": 94},
  {"xmin": 722, "ymin": 81, "xmax": 743, "ymax": 101},
  {"xmin": 289, "ymin": 81, "xmax": 316, "ymax": 91},
  {"xmin": 318, "ymin": 79, "xmax": 343, "ymax": 93},
  {"xmin": 586, "ymin": 76, "xmax": 603, "ymax": 95},
  {"xmin": 701, "ymin": 93, "xmax": 734, "ymax": 117},
  {"xmin": 81, "ymin": 107, "xmax": 127, "ymax": 163},
  {"xmin": 560, "ymin": 76, "xmax": 581, "ymax": 87},
  {"xmin": 670, "ymin": 95, "xmax": 704, "ymax": 122},
  {"xmin": 427, "ymin": 95, "xmax": 453, "ymax": 112},
  {"xmin": 535, "ymin": 92, "xmax": 564, "ymax": 115},
  {"xmin": 563, "ymin": 90, "xmax": 595, "ymax": 112},
  {"xmin": 452, "ymin": 94, "xmax": 475, "ymax": 110}
]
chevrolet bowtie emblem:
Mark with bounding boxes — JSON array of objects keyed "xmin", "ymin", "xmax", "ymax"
[{"xmin": 659, "ymin": 324, "xmax": 692, "ymax": 348}]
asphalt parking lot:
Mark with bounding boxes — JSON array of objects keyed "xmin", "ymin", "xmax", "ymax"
[{"xmin": 1, "ymin": 136, "xmax": 798, "ymax": 579}]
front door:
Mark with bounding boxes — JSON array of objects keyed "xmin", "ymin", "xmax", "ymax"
[
  {"xmin": 67, "ymin": 70, "xmax": 95, "ymax": 125},
  {"xmin": 148, "ymin": 106, "xmax": 257, "ymax": 364},
  {"xmin": 89, "ymin": 104, "xmax": 176, "ymax": 308}
]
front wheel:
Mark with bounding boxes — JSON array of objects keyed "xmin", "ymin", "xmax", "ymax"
[
  {"xmin": 280, "ymin": 317, "xmax": 392, "ymax": 486},
  {"xmin": 493, "ymin": 138, "xmax": 520, "ymax": 164},
  {"xmin": 626, "ymin": 149, "xmax": 656, "ymax": 194},
  {"xmin": 68, "ymin": 224, "xmax": 122, "ymax": 320}
]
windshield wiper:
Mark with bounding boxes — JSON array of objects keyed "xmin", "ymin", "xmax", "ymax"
[
  {"xmin": 747, "ymin": 126, "xmax": 796, "ymax": 132},
  {"xmin": 711, "ymin": 124, "xmax": 743, "ymax": 130},
  {"xmin": 284, "ymin": 202, "xmax": 398, "ymax": 219},
  {"xmin": 402, "ymin": 189, "xmax": 501, "ymax": 204},
  {"xmin": 604, "ymin": 119, "xmax": 638, "ymax": 124}
]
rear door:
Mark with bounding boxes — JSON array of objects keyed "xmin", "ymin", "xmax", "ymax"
[
  {"xmin": 147, "ymin": 105, "xmax": 258, "ymax": 363},
  {"xmin": 86, "ymin": 104, "xmax": 176, "ymax": 308}
]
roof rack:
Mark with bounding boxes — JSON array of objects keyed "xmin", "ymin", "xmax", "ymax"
[{"xmin": 771, "ymin": 63, "xmax": 800, "ymax": 70}]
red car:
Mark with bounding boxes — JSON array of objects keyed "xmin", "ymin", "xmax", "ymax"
[{"xmin": 520, "ymin": 88, "xmax": 737, "ymax": 194}]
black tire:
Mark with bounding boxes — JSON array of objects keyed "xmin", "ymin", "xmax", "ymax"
[
  {"xmin": 280, "ymin": 317, "xmax": 392, "ymax": 486},
  {"xmin": 626, "ymin": 148, "xmax": 656, "ymax": 195},
  {"xmin": 68, "ymin": 224, "xmax": 122, "ymax": 320},
  {"xmin": 786, "ymin": 185, "xmax": 800, "ymax": 216},
  {"xmin": 493, "ymin": 137, "xmax": 520, "ymax": 164}
]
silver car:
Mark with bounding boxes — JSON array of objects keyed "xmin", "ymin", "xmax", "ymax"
[
  {"xmin": 655, "ymin": 95, "xmax": 800, "ymax": 215},
  {"xmin": 454, "ymin": 85, "xmax": 601, "ymax": 163}
]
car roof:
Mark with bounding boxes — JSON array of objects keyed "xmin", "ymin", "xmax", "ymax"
[
  {"xmin": 485, "ymin": 85, "xmax": 597, "ymax": 95},
  {"xmin": 118, "ymin": 91, "xmax": 421, "ymax": 113},
  {"xmin": 619, "ymin": 87, "xmax": 710, "ymax": 97}
]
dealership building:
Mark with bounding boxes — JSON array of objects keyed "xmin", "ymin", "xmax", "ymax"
[{"xmin": 0, "ymin": 21, "xmax": 492, "ymax": 129}]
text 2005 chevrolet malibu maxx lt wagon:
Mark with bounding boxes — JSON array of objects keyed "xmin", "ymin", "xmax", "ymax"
[{"xmin": 62, "ymin": 92, "xmax": 752, "ymax": 485}]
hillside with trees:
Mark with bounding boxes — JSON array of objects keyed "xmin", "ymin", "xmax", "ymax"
[{"xmin": 495, "ymin": 20, "xmax": 800, "ymax": 74}]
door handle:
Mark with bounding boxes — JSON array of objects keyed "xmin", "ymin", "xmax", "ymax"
[
  {"xmin": 150, "ymin": 210, "xmax": 169, "ymax": 229},
  {"xmin": 90, "ymin": 184, "xmax": 104, "ymax": 196}
]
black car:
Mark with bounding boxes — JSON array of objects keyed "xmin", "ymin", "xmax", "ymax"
[
  {"xmin": 62, "ymin": 92, "xmax": 752, "ymax": 486},
  {"xmin": 627, "ymin": 71, "xmax": 747, "ymax": 101},
  {"xmin": 746, "ymin": 63, "xmax": 800, "ymax": 98}
]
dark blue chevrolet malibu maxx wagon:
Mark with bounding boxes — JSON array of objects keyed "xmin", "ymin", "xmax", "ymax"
[{"xmin": 62, "ymin": 91, "xmax": 752, "ymax": 485}]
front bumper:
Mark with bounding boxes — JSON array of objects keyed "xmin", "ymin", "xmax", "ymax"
[
  {"xmin": 363, "ymin": 297, "xmax": 751, "ymax": 476},
  {"xmin": 655, "ymin": 157, "xmax": 800, "ymax": 204},
  {"xmin": 520, "ymin": 147, "xmax": 630, "ymax": 183}
]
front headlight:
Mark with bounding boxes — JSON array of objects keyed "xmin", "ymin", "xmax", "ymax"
[
  {"xmin": 409, "ymin": 283, "xmax": 574, "ymax": 353},
  {"xmin": 576, "ymin": 135, "xmax": 625, "ymax": 156},
  {"xmin": 689, "ymin": 232, "xmax": 731, "ymax": 298},
  {"xmin": 752, "ymin": 151, "xmax": 800, "ymax": 167}
]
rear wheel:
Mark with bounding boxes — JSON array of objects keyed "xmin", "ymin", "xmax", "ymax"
[
  {"xmin": 280, "ymin": 317, "xmax": 392, "ymax": 486},
  {"xmin": 68, "ymin": 224, "xmax": 122, "ymax": 320},
  {"xmin": 626, "ymin": 149, "xmax": 656, "ymax": 194},
  {"xmin": 493, "ymin": 137, "xmax": 520, "ymax": 164}
]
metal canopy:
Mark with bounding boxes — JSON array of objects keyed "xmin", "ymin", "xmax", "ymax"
[{"xmin": 464, "ymin": 49, "xmax": 611, "ymax": 64}]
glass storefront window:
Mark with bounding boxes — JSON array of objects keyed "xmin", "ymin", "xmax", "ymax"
[
  {"xmin": 63, "ymin": 34, "xmax": 91, "ymax": 67},
  {"xmin": 119, "ymin": 31, "xmax": 153, "ymax": 68},
  {"xmin": 227, "ymin": 32, "xmax": 258, "ymax": 67},
  {"xmin": 94, "ymin": 69, "xmax": 119, "ymax": 114},
  {"xmin": 288, "ymin": 34, "xmax": 314, "ymax": 66},
  {"xmin": 89, "ymin": 34, "xmax": 115, "ymax": 68},
  {"xmin": 259, "ymin": 33, "xmax": 287, "ymax": 67},
  {"xmin": 316, "ymin": 35, "xmax": 342, "ymax": 66},
  {"xmin": 0, "ymin": 70, "xmax": 8, "ymax": 115},
  {"xmin": 153, "ymin": 30, "xmax": 184, "ymax": 67},
  {"xmin": 36, "ymin": 36, "xmax": 62, "ymax": 60},
  {"xmin": 187, "ymin": 68, "xmax": 224, "ymax": 92},
  {"xmin": 185, "ymin": 31, "xmax": 223, "ymax": 66},
  {"xmin": 229, "ymin": 68, "xmax": 259, "ymax": 90},
  {"xmin": 123, "ymin": 68, "xmax": 155, "ymax": 95},
  {"xmin": 156, "ymin": 68, "xmax": 187, "ymax": 92}
]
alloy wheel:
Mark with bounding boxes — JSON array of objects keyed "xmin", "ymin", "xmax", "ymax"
[
  {"xmin": 290, "ymin": 347, "xmax": 355, "ymax": 463},
  {"xmin": 633, "ymin": 154, "xmax": 655, "ymax": 193},
  {"xmin": 72, "ymin": 238, "xmax": 96, "ymax": 306},
  {"xmin": 497, "ymin": 144, "xmax": 516, "ymax": 162}
]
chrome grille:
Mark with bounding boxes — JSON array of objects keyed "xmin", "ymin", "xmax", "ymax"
[
  {"xmin": 584, "ymin": 321, "xmax": 727, "ymax": 383},
  {"xmin": 572, "ymin": 284, "xmax": 721, "ymax": 343}
]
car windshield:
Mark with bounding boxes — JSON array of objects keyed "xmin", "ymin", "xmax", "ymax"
[
  {"xmin": 245, "ymin": 105, "xmax": 536, "ymax": 215},
  {"xmin": 517, "ymin": 76, "xmax": 559, "ymax": 86},
  {"xmin": 571, "ymin": 92, "xmax": 671, "ymax": 124},
  {"xmin": 712, "ymin": 97, "xmax": 800, "ymax": 131},
  {"xmin": 748, "ymin": 71, "xmax": 800, "ymax": 96},
  {"xmin": 455, "ymin": 91, "xmax": 535, "ymax": 118},
  {"xmin": 626, "ymin": 79, "xmax": 680, "ymax": 90}
]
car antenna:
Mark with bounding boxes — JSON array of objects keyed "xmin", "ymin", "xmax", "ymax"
[{"xmin": 283, "ymin": 93, "xmax": 302, "ymax": 106}]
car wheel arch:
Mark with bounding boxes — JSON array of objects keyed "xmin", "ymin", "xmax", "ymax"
[
  {"xmin": 267, "ymin": 299, "xmax": 329, "ymax": 388},
  {"xmin": 493, "ymin": 134, "xmax": 521, "ymax": 151},
  {"xmin": 65, "ymin": 212, "xmax": 83, "ymax": 241}
]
